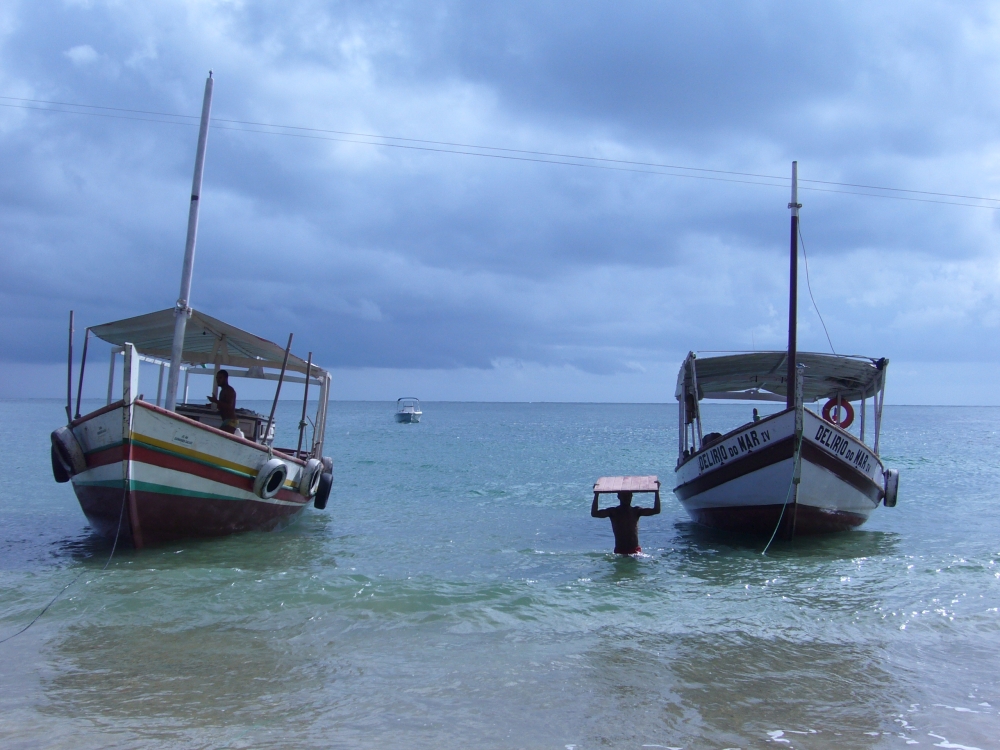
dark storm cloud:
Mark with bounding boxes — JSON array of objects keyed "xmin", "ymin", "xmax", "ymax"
[{"xmin": 1, "ymin": 0, "xmax": 999, "ymax": 398}]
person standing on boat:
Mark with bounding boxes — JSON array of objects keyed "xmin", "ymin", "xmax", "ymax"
[
  {"xmin": 591, "ymin": 491, "xmax": 660, "ymax": 555},
  {"xmin": 209, "ymin": 370, "xmax": 239, "ymax": 433}
]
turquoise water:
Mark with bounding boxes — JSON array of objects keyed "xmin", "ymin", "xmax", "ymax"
[{"xmin": 1, "ymin": 400, "xmax": 998, "ymax": 749}]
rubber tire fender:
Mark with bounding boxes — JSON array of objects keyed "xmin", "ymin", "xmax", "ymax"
[
  {"xmin": 254, "ymin": 458, "xmax": 288, "ymax": 499},
  {"xmin": 314, "ymin": 472, "xmax": 333, "ymax": 510},
  {"xmin": 298, "ymin": 458, "xmax": 324, "ymax": 497},
  {"xmin": 51, "ymin": 444, "xmax": 72, "ymax": 483},
  {"xmin": 51, "ymin": 427, "xmax": 87, "ymax": 478},
  {"xmin": 883, "ymin": 468, "xmax": 899, "ymax": 507}
]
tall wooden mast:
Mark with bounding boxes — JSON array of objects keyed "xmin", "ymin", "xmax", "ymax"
[
  {"xmin": 165, "ymin": 72, "xmax": 214, "ymax": 411},
  {"xmin": 785, "ymin": 161, "xmax": 801, "ymax": 410}
]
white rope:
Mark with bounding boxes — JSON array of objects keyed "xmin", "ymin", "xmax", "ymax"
[{"xmin": 761, "ymin": 441, "xmax": 802, "ymax": 556}]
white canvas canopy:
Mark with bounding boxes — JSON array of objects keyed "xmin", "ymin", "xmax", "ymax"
[
  {"xmin": 675, "ymin": 351, "xmax": 887, "ymax": 403},
  {"xmin": 90, "ymin": 309, "xmax": 324, "ymax": 378}
]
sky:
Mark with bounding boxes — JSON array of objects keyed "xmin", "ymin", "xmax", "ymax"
[{"xmin": 2, "ymin": 1, "xmax": 1000, "ymax": 403}]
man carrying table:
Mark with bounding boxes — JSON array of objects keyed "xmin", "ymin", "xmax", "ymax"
[{"xmin": 591, "ymin": 476, "xmax": 661, "ymax": 555}]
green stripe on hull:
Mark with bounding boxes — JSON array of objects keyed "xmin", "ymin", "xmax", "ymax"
[
  {"xmin": 130, "ymin": 480, "xmax": 250, "ymax": 503},
  {"xmin": 76, "ymin": 478, "xmax": 247, "ymax": 502}
]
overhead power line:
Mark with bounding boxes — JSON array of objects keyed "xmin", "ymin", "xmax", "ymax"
[{"xmin": 2, "ymin": 94, "xmax": 998, "ymax": 210}]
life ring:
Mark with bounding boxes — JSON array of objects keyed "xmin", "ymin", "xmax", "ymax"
[
  {"xmin": 298, "ymin": 458, "xmax": 324, "ymax": 498},
  {"xmin": 821, "ymin": 398, "xmax": 854, "ymax": 428},
  {"xmin": 254, "ymin": 458, "xmax": 288, "ymax": 499},
  {"xmin": 51, "ymin": 427, "xmax": 87, "ymax": 481},
  {"xmin": 314, "ymin": 472, "xmax": 333, "ymax": 510}
]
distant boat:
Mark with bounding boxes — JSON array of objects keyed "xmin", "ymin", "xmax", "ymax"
[
  {"xmin": 49, "ymin": 74, "xmax": 334, "ymax": 549},
  {"xmin": 395, "ymin": 398, "xmax": 422, "ymax": 423},
  {"xmin": 672, "ymin": 163, "xmax": 899, "ymax": 539}
]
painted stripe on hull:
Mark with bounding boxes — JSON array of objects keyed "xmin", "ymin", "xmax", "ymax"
[{"xmin": 674, "ymin": 437, "xmax": 794, "ymax": 501}]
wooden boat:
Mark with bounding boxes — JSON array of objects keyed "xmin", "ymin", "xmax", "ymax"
[
  {"xmin": 672, "ymin": 164, "xmax": 899, "ymax": 538},
  {"xmin": 49, "ymin": 73, "xmax": 334, "ymax": 548},
  {"xmin": 394, "ymin": 397, "xmax": 422, "ymax": 423}
]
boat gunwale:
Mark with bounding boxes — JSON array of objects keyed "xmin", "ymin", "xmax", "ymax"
[{"xmin": 72, "ymin": 399, "xmax": 307, "ymax": 467}]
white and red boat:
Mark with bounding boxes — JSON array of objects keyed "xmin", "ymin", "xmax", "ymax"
[
  {"xmin": 674, "ymin": 351, "xmax": 898, "ymax": 536},
  {"xmin": 48, "ymin": 73, "xmax": 334, "ymax": 548},
  {"xmin": 672, "ymin": 164, "xmax": 899, "ymax": 538}
]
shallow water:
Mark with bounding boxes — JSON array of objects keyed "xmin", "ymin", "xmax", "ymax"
[{"xmin": 1, "ymin": 400, "xmax": 998, "ymax": 749}]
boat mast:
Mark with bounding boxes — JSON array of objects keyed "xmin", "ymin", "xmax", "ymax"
[
  {"xmin": 785, "ymin": 161, "xmax": 801, "ymax": 410},
  {"xmin": 164, "ymin": 72, "xmax": 214, "ymax": 411}
]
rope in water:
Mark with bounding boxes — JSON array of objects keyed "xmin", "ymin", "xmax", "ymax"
[
  {"xmin": 0, "ymin": 486, "xmax": 127, "ymax": 645},
  {"xmin": 761, "ymin": 438, "xmax": 802, "ymax": 556}
]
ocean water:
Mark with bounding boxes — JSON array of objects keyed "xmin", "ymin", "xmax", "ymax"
[{"xmin": 1, "ymin": 399, "xmax": 998, "ymax": 749}]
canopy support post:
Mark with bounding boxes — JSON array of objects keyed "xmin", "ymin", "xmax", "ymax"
[
  {"xmin": 65, "ymin": 310, "xmax": 74, "ymax": 423},
  {"xmin": 107, "ymin": 348, "xmax": 119, "ymax": 405},
  {"xmin": 873, "ymin": 365, "xmax": 888, "ymax": 456},
  {"xmin": 786, "ymin": 161, "xmax": 801, "ymax": 410},
  {"xmin": 687, "ymin": 354, "xmax": 703, "ymax": 450},
  {"xmin": 313, "ymin": 373, "xmax": 330, "ymax": 457},
  {"xmin": 860, "ymin": 387, "xmax": 866, "ymax": 444},
  {"xmin": 156, "ymin": 363, "xmax": 165, "ymax": 407},
  {"xmin": 75, "ymin": 328, "xmax": 90, "ymax": 419},
  {"xmin": 296, "ymin": 352, "xmax": 313, "ymax": 457},
  {"xmin": 164, "ymin": 71, "xmax": 214, "ymax": 412},
  {"xmin": 264, "ymin": 334, "xmax": 293, "ymax": 446}
]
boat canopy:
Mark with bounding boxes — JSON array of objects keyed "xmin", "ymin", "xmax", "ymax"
[
  {"xmin": 675, "ymin": 351, "xmax": 887, "ymax": 403},
  {"xmin": 90, "ymin": 308, "xmax": 324, "ymax": 378}
]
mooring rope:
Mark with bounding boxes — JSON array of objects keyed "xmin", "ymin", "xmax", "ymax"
[
  {"xmin": 761, "ymin": 439, "xmax": 803, "ymax": 556},
  {"xmin": 0, "ymin": 486, "xmax": 127, "ymax": 645}
]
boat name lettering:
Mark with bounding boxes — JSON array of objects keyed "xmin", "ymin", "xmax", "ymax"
[
  {"xmin": 698, "ymin": 428, "xmax": 771, "ymax": 472},
  {"xmin": 813, "ymin": 425, "xmax": 872, "ymax": 474},
  {"xmin": 174, "ymin": 434, "xmax": 194, "ymax": 446}
]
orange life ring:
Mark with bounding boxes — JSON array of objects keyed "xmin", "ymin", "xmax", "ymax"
[{"xmin": 822, "ymin": 398, "xmax": 854, "ymax": 428}]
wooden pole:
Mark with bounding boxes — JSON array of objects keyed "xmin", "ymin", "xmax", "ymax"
[
  {"xmin": 164, "ymin": 72, "xmax": 214, "ymax": 411},
  {"xmin": 296, "ymin": 351, "xmax": 313, "ymax": 456},
  {"xmin": 264, "ymin": 333, "xmax": 294, "ymax": 445},
  {"xmin": 786, "ymin": 161, "xmax": 801, "ymax": 410},
  {"xmin": 65, "ymin": 311, "xmax": 74, "ymax": 422},
  {"xmin": 75, "ymin": 328, "xmax": 90, "ymax": 419}
]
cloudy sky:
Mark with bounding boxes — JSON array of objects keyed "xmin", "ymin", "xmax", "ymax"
[{"xmin": 2, "ymin": 1, "xmax": 999, "ymax": 403}]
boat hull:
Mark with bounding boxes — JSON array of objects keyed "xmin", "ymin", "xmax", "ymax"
[
  {"xmin": 674, "ymin": 409, "xmax": 884, "ymax": 536},
  {"xmin": 68, "ymin": 400, "xmax": 311, "ymax": 548},
  {"xmin": 395, "ymin": 412, "xmax": 421, "ymax": 423}
]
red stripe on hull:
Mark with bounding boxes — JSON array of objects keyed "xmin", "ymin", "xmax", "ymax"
[
  {"xmin": 687, "ymin": 503, "xmax": 869, "ymax": 536},
  {"xmin": 129, "ymin": 444, "xmax": 305, "ymax": 504},
  {"xmin": 86, "ymin": 443, "xmax": 127, "ymax": 469},
  {"xmin": 131, "ymin": 443, "xmax": 254, "ymax": 493}
]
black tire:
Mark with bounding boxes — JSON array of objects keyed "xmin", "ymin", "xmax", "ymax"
[
  {"xmin": 51, "ymin": 444, "xmax": 72, "ymax": 483},
  {"xmin": 314, "ymin": 472, "xmax": 333, "ymax": 510}
]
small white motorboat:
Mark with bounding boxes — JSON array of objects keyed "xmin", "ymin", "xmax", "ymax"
[{"xmin": 395, "ymin": 398, "xmax": 422, "ymax": 423}]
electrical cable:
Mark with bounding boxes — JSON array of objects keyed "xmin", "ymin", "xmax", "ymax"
[
  {"xmin": 1, "ymin": 95, "xmax": 998, "ymax": 209},
  {"xmin": 798, "ymin": 223, "xmax": 836, "ymax": 355},
  {"xmin": 3, "ymin": 95, "xmax": 1000, "ymax": 203}
]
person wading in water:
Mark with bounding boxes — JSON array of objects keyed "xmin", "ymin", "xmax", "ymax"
[
  {"xmin": 591, "ymin": 491, "xmax": 660, "ymax": 555},
  {"xmin": 209, "ymin": 370, "xmax": 239, "ymax": 434}
]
